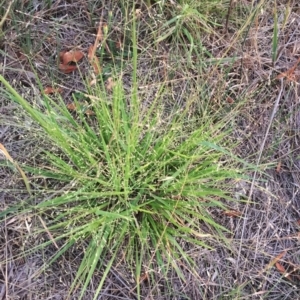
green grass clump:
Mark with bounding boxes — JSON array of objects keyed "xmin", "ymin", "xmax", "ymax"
[
  {"xmin": 0, "ymin": 75, "xmax": 241, "ymax": 299},
  {"xmin": 0, "ymin": 9, "xmax": 244, "ymax": 300}
]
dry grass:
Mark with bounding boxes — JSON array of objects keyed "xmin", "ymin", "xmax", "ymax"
[{"xmin": 1, "ymin": 0, "xmax": 300, "ymax": 299}]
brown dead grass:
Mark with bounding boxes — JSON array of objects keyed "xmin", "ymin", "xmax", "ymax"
[{"xmin": 1, "ymin": 0, "xmax": 300, "ymax": 299}]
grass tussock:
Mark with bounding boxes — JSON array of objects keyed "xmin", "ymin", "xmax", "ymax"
[
  {"xmin": 0, "ymin": 46, "xmax": 242, "ymax": 297},
  {"xmin": 1, "ymin": 0, "xmax": 300, "ymax": 299}
]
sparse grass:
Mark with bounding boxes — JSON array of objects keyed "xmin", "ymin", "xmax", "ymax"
[{"xmin": 1, "ymin": 0, "xmax": 300, "ymax": 299}]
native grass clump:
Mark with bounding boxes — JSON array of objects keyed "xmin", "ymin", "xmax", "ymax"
[
  {"xmin": 0, "ymin": 65, "xmax": 243, "ymax": 298},
  {"xmin": 0, "ymin": 2, "xmax": 249, "ymax": 299}
]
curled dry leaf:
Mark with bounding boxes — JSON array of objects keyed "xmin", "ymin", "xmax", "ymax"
[
  {"xmin": 275, "ymin": 262, "xmax": 286, "ymax": 274},
  {"xmin": 265, "ymin": 251, "xmax": 287, "ymax": 271},
  {"xmin": 60, "ymin": 50, "xmax": 84, "ymax": 65},
  {"xmin": 66, "ymin": 102, "xmax": 77, "ymax": 111},
  {"xmin": 58, "ymin": 50, "xmax": 84, "ymax": 74},
  {"xmin": 59, "ymin": 64, "xmax": 78, "ymax": 74},
  {"xmin": 276, "ymin": 57, "xmax": 300, "ymax": 82},
  {"xmin": 275, "ymin": 262, "xmax": 294, "ymax": 282},
  {"xmin": 43, "ymin": 86, "xmax": 63, "ymax": 94}
]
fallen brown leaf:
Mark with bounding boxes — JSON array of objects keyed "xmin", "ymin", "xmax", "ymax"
[
  {"xmin": 265, "ymin": 251, "xmax": 287, "ymax": 271},
  {"xmin": 276, "ymin": 57, "xmax": 300, "ymax": 82},
  {"xmin": 43, "ymin": 86, "xmax": 63, "ymax": 94},
  {"xmin": 275, "ymin": 262, "xmax": 294, "ymax": 282},
  {"xmin": 275, "ymin": 262, "xmax": 286, "ymax": 274},
  {"xmin": 66, "ymin": 102, "xmax": 77, "ymax": 111},
  {"xmin": 59, "ymin": 64, "xmax": 78, "ymax": 74},
  {"xmin": 61, "ymin": 50, "xmax": 84, "ymax": 65}
]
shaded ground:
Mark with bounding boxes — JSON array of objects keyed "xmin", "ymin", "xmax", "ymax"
[{"xmin": 1, "ymin": 0, "xmax": 300, "ymax": 299}]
